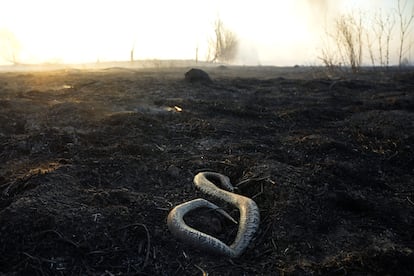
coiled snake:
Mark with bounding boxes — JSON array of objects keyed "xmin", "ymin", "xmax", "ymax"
[{"xmin": 167, "ymin": 172, "xmax": 260, "ymax": 258}]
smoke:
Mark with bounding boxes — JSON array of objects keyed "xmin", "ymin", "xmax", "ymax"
[
  {"xmin": 305, "ymin": 0, "xmax": 341, "ymax": 30},
  {"xmin": 231, "ymin": 0, "xmax": 347, "ymax": 66},
  {"xmin": 235, "ymin": 39, "xmax": 261, "ymax": 65}
]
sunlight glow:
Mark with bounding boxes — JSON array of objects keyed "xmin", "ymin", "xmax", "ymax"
[{"xmin": 0, "ymin": 0, "xmax": 409, "ymax": 66}]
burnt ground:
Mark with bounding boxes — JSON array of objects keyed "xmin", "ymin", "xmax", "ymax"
[{"xmin": 0, "ymin": 66, "xmax": 413, "ymax": 275}]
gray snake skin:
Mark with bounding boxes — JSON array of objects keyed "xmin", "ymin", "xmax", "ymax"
[{"xmin": 167, "ymin": 172, "xmax": 260, "ymax": 258}]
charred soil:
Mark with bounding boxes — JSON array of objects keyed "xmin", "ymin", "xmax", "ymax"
[{"xmin": 0, "ymin": 66, "xmax": 413, "ymax": 275}]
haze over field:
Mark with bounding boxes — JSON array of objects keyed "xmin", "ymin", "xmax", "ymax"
[{"xmin": 0, "ymin": 0, "xmax": 412, "ymax": 66}]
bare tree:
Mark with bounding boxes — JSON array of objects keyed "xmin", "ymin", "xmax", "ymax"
[
  {"xmin": 397, "ymin": 0, "xmax": 414, "ymax": 66},
  {"xmin": 130, "ymin": 40, "xmax": 136, "ymax": 62},
  {"xmin": 384, "ymin": 13, "xmax": 395, "ymax": 67},
  {"xmin": 365, "ymin": 18, "xmax": 376, "ymax": 67},
  {"xmin": 373, "ymin": 11, "xmax": 385, "ymax": 66},
  {"xmin": 208, "ymin": 17, "xmax": 238, "ymax": 63},
  {"xmin": 373, "ymin": 10, "xmax": 395, "ymax": 67},
  {"xmin": 0, "ymin": 29, "xmax": 21, "ymax": 64},
  {"xmin": 319, "ymin": 2, "xmax": 413, "ymax": 70}
]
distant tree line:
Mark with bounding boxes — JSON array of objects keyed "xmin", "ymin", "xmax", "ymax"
[{"xmin": 319, "ymin": 0, "xmax": 414, "ymax": 72}]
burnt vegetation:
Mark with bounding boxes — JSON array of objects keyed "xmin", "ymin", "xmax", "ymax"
[{"xmin": 0, "ymin": 66, "xmax": 413, "ymax": 275}]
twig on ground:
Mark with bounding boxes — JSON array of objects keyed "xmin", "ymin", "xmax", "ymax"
[
  {"xmin": 22, "ymin": 251, "xmax": 57, "ymax": 274},
  {"xmin": 34, "ymin": 229, "xmax": 80, "ymax": 249},
  {"xmin": 271, "ymin": 238, "xmax": 278, "ymax": 251},
  {"xmin": 236, "ymin": 176, "xmax": 269, "ymax": 187},
  {"xmin": 252, "ymin": 182, "xmax": 264, "ymax": 199},
  {"xmin": 394, "ymin": 190, "xmax": 414, "ymax": 195},
  {"xmin": 117, "ymin": 223, "xmax": 151, "ymax": 269},
  {"xmin": 194, "ymin": 264, "xmax": 209, "ymax": 276},
  {"xmin": 104, "ymin": 270, "xmax": 116, "ymax": 276}
]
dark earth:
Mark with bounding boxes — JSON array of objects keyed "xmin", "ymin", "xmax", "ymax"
[{"xmin": 0, "ymin": 65, "xmax": 413, "ymax": 275}]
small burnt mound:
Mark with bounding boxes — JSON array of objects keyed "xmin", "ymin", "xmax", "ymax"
[{"xmin": 184, "ymin": 68, "xmax": 213, "ymax": 84}]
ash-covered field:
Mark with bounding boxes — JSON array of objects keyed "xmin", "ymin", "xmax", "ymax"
[{"xmin": 0, "ymin": 66, "xmax": 413, "ymax": 275}]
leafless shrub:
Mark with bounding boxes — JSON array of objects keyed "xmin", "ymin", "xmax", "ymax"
[
  {"xmin": 318, "ymin": 33, "xmax": 341, "ymax": 72},
  {"xmin": 335, "ymin": 14, "xmax": 364, "ymax": 72},
  {"xmin": 319, "ymin": 12, "xmax": 364, "ymax": 73}
]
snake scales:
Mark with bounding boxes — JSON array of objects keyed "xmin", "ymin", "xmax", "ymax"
[{"xmin": 167, "ymin": 172, "xmax": 260, "ymax": 258}]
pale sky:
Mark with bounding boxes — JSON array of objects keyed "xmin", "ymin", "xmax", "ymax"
[{"xmin": 0, "ymin": 0, "xmax": 411, "ymax": 66}]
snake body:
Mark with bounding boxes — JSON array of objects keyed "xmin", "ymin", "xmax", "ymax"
[{"xmin": 167, "ymin": 172, "xmax": 260, "ymax": 258}]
